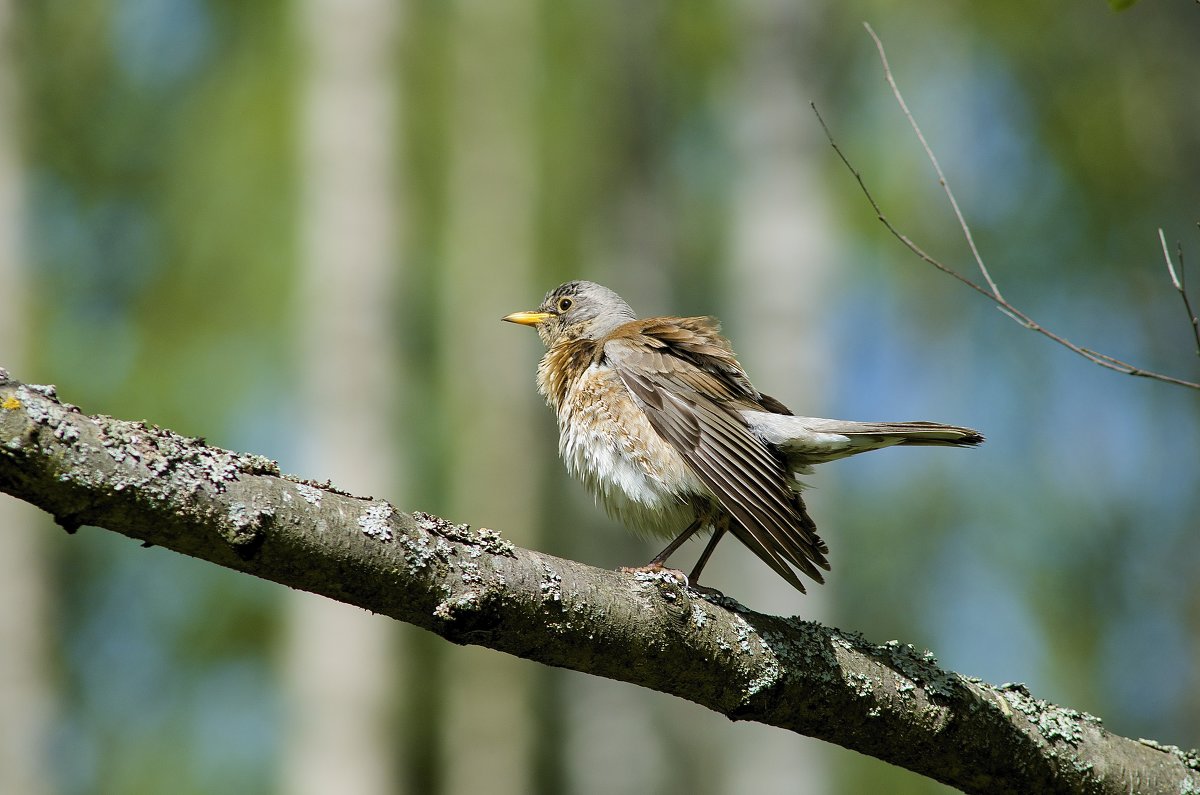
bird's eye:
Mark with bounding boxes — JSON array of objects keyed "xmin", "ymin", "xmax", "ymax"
[{"xmin": 557, "ymin": 297, "xmax": 573, "ymax": 312}]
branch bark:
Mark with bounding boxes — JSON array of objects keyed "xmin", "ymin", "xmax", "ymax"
[{"xmin": 1, "ymin": 366, "xmax": 1196, "ymax": 795}]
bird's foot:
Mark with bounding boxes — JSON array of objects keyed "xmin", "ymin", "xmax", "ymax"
[
  {"xmin": 687, "ymin": 582, "xmax": 725, "ymax": 599},
  {"xmin": 619, "ymin": 562, "xmax": 689, "ymax": 586}
]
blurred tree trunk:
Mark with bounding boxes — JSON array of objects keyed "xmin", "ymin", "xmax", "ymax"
[
  {"xmin": 720, "ymin": 3, "xmax": 838, "ymax": 792},
  {"xmin": 556, "ymin": 4, "xmax": 698, "ymax": 790},
  {"xmin": 435, "ymin": 4, "xmax": 542, "ymax": 793},
  {"xmin": 0, "ymin": 2, "xmax": 55, "ymax": 793},
  {"xmin": 282, "ymin": 1, "xmax": 403, "ymax": 793}
]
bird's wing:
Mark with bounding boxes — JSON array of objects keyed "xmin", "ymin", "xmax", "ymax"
[{"xmin": 604, "ymin": 319, "xmax": 828, "ymax": 592}]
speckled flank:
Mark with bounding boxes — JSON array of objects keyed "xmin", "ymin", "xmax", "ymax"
[{"xmin": 541, "ymin": 355, "xmax": 705, "ymax": 540}]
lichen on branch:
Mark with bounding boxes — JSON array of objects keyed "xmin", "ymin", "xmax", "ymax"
[{"xmin": 0, "ymin": 366, "xmax": 1196, "ymax": 795}]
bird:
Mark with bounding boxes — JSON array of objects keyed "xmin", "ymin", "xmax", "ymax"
[{"xmin": 503, "ymin": 280, "xmax": 982, "ymax": 594}]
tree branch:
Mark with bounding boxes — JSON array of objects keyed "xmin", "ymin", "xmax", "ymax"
[
  {"xmin": 1, "ymin": 366, "xmax": 1196, "ymax": 795},
  {"xmin": 809, "ymin": 23, "xmax": 1200, "ymax": 392}
]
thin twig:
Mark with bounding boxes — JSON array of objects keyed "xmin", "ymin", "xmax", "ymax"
[
  {"xmin": 808, "ymin": 29, "xmax": 1200, "ymax": 391},
  {"xmin": 1159, "ymin": 227, "xmax": 1200, "ymax": 357},
  {"xmin": 863, "ymin": 22, "xmax": 1004, "ymax": 302},
  {"xmin": 811, "ymin": 101, "xmax": 1199, "ymax": 389}
]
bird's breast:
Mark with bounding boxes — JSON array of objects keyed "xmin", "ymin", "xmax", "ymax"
[{"xmin": 538, "ymin": 355, "xmax": 705, "ymax": 538}]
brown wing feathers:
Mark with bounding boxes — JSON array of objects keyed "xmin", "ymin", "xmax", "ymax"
[
  {"xmin": 622, "ymin": 366, "xmax": 827, "ymax": 591},
  {"xmin": 608, "ymin": 318, "xmax": 830, "ymax": 591},
  {"xmin": 622, "ymin": 370, "xmax": 816, "ymax": 592}
]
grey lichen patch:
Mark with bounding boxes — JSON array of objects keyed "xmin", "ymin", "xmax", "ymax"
[
  {"xmin": 540, "ymin": 563, "xmax": 563, "ymax": 603},
  {"xmin": 87, "ymin": 414, "xmax": 266, "ymax": 500},
  {"xmin": 24, "ymin": 383, "xmax": 59, "ymax": 399},
  {"xmin": 690, "ymin": 603, "xmax": 709, "ymax": 629},
  {"xmin": 52, "ymin": 418, "xmax": 80, "ymax": 443},
  {"xmin": 875, "ymin": 639, "xmax": 962, "ymax": 701},
  {"xmin": 396, "ymin": 523, "xmax": 454, "ymax": 573},
  {"xmin": 414, "ymin": 510, "xmax": 464, "ymax": 538},
  {"xmin": 849, "ymin": 672, "xmax": 875, "ymax": 699},
  {"xmin": 722, "ymin": 617, "xmax": 782, "ymax": 700},
  {"xmin": 280, "ymin": 474, "xmax": 356, "ymax": 498},
  {"xmin": 458, "ymin": 561, "xmax": 483, "ymax": 585},
  {"xmin": 358, "ymin": 502, "xmax": 395, "ymax": 542},
  {"xmin": 837, "ymin": 625, "xmax": 870, "ymax": 644},
  {"xmin": 2, "ymin": 380, "xmax": 72, "ymax": 419},
  {"xmin": 474, "ymin": 528, "xmax": 515, "ymax": 557},
  {"xmin": 744, "ymin": 655, "xmax": 783, "ymax": 699},
  {"xmin": 13, "ymin": 384, "xmax": 71, "ymax": 433},
  {"xmin": 223, "ymin": 501, "xmax": 275, "ymax": 549},
  {"xmin": 731, "ymin": 614, "xmax": 757, "ymax": 654},
  {"xmin": 433, "ymin": 592, "xmax": 480, "ymax": 620},
  {"xmin": 1000, "ymin": 682, "xmax": 1103, "ymax": 747},
  {"xmin": 6, "ymin": 391, "xmax": 93, "ymax": 481},
  {"xmin": 751, "ymin": 619, "xmax": 837, "ymax": 682},
  {"xmin": 237, "ymin": 454, "xmax": 280, "ymax": 477},
  {"xmin": 295, "ymin": 483, "xmax": 323, "ymax": 507},
  {"xmin": 1070, "ymin": 758, "xmax": 1094, "ymax": 776},
  {"xmin": 631, "ymin": 568, "xmax": 687, "ymax": 601},
  {"xmin": 1136, "ymin": 738, "xmax": 1200, "ymax": 772},
  {"xmin": 633, "ymin": 569, "xmax": 681, "ymax": 588},
  {"xmin": 412, "ymin": 510, "xmax": 517, "ymax": 558}
]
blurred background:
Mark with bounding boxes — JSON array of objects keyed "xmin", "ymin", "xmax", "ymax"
[{"xmin": 1, "ymin": 1, "xmax": 1198, "ymax": 793}]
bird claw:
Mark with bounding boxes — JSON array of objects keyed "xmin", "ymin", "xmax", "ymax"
[{"xmin": 619, "ymin": 564, "xmax": 728, "ymax": 599}]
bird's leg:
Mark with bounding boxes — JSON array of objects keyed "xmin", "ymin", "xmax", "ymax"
[
  {"xmin": 688, "ymin": 524, "xmax": 727, "ymax": 584},
  {"xmin": 647, "ymin": 517, "xmax": 704, "ymax": 567},
  {"xmin": 619, "ymin": 517, "xmax": 703, "ymax": 583}
]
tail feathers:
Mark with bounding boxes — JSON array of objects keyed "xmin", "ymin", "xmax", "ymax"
[
  {"xmin": 806, "ymin": 419, "xmax": 984, "ymax": 447},
  {"xmin": 741, "ymin": 412, "xmax": 983, "ymax": 465}
]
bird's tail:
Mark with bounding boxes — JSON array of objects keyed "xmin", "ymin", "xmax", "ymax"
[
  {"xmin": 810, "ymin": 420, "xmax": 983, "ymax": 447},
  {"xmin": 742, "ymin": 413, "xmax": 983, "ymax": 465}
]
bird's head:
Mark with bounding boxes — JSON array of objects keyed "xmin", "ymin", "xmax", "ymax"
[{"xmin": 502, "ymin": 280, "xmax": 637, "ymax": 347}]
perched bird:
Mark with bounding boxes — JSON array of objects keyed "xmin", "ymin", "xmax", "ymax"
[{"xmin": 503, "ymin": 280, "xmax": 982, "ymax": 594}]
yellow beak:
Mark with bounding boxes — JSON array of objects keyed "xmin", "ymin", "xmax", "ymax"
[{"xmin": 502, "ymin": 310, "xmax": 552, "ymax": 326}]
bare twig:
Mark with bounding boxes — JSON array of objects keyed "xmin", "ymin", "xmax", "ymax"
[
  {"xmin": 863, "ymin": 23, "xmax": 1004, "ymax": 302},
  {"xmin": 1159, "ymin": 227, "xmax": 1200, "ymax": 357},
  {"xmin": 809, "ymin": 25, "xmax": 1200, "ymax": 391}
]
